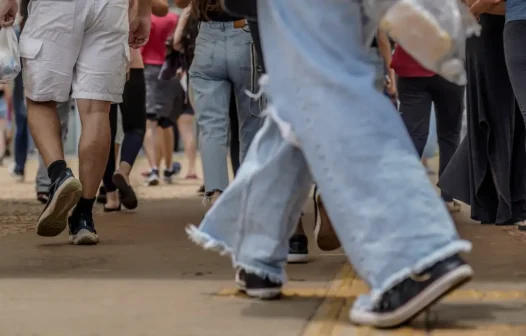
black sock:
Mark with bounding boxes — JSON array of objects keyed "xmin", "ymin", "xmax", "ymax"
[
  {"xmin": 72, "ymin": 197, "xmax": 96, "ymax": 218},
  {"xmin": 48, "ymin": 160, "xmax": 67, "ymax": 184}
]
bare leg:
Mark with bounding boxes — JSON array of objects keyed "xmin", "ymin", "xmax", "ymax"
[
  {"xmin": 161, "ymin": 127, "xmax": 174, "ymax": 169},
  {"xmin": 177, "ymin": 114, "xmax": 197, "ymax": 177},
  {"xmin": 76, "ymin": 99, "xmax": 112, "ymax": 199},
  {"xmin": 144, "ymin": 119, "xmax": 158, "ymax": 170},
  {"xmin": 0, "ymin": 118, "xmax": 6, "ymax": 159},
  {"xmin": 27, "ymin": 100, "xmax": 63, "ymax": 165},
  {"xmin": 155, "ymin": 125, "xmax": 164, "ymax": 169}
]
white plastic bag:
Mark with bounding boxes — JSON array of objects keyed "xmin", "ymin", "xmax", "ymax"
[
  {"xmin": 0, "ymin": 26, "xmax": 21, "ymax": 83},
  {"xmin": 364, "ymin": 0, "xmax": 480, "ymax": 85}
]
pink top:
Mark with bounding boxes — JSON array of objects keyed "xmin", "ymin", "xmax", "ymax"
[{"xmin": 141, "ymin": 13, "xmax": 179, "ymax": 66}]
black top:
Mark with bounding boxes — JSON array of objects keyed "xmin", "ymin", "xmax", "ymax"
[{"xmin": 203, "ymin": 10, "xmax": 243, "ymax": 22}]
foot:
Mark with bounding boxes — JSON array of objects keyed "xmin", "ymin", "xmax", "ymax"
[
  {"xmin": 197, "ymin": 185, "xmax": 205, "ymax": 195},
  {"xmin": 113, "ymin": 173, "xmax": 138, "ymax": 210},
  {"xmin": 446, "ymin": 200, "xmax": 461, "ymax": 213},
  {"xmin": 68, "ymin": 213, "xmax": 99, "ymax": 245},
  {"xmin": 185, "ymin": 173, "xmax": 198, "ymax": 180},
  {"xmin": 10, "ymin": 170, "xmax": 24, "ymax": 182},
  {"xmin": 36, "ymin": 192, "xmax": 49, "ymax": 204},
  {"xmin": 517, "ymin": 221, "xmax": 526, "ymax": 232},
  {"xmin": 146, "ymin": 170, "xmax": 160, "ymax": 186},
  {"xmin": 349, "ymin": 254, "xmax": 473, "ymax": 328},
  {"xmin": 96, "ymin": 186, "xmax": 107, "ymax": 204},
  {"xmin": 235, "ymin": 268, "xmax": 282, "ymax": 300},
  {"xmin": 36, "ymin": 168, "xmax": 83, "ymax": 237},
  {"xmin": 314, "ymin": 188, "xmax": 341, "ymax": 251},
  {"xmin": 103, "ymin": 203, "xmax": 122, "ymax": 212},
  {"xmin": 205, "ymin": 190, "xmax": 222, "ymax": 208},
  {"xmin": 287, "ymin": 234, "xmax": 309, "ymax": 264},
  {"xmin": 163, "ymin": 162, "xmax": 182, "ymax": 183}
]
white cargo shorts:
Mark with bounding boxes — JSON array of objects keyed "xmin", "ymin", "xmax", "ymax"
[{"xmin": 20, "ymin": 0, "xmax": 130, "ymax": 103}]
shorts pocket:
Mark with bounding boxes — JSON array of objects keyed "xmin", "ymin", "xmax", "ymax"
[
  {"xmin": 109, "ymin": 43, "xmax": 130, "ymax": 95},
  {"xmin": 35, "ymin": 0, "xmax": 75, "ymax": 34},
  {"xmin": 19, "ymin": 37, "xmax": 43, "ymax": 60}
]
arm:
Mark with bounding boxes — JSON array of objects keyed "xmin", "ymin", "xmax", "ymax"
[
  {"xmin": 152, "ymin": 0, "xmax": 169, "ymax": 17},
  {"xmin": 173, "ymin": 6, "xmax": 191, "ymax": 50},
  {"xmin": 486, "ymin": 2, "xmax": 505, "ymax": 14},
  {"xmin": 175, "ymin": 0, "xmax": 192, "ymax": 9},
  {"xmin": 137, "ymin": 0, "xmax": 153, "ymax": 17},
  {"xmin": 376, "ymin": 30, "xmax": 396, "ymax": 95}
]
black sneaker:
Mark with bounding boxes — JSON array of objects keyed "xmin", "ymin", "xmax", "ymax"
[
  {"xmin": 235, "ymin": 268, "xmax": 282, "ymax": 300},
  {"xmin": 287, "ymin": 234, "xmax": 309, "ymax": 264},
  {"xmin": 349, "ymin": 254, "xmax": 473, "ymax": 328},
  {"xmin": 36, "ymin": 168, "xmax": 82, "ymax": 237},
  {"xmin": 68, "ymin": 213, "xmax": 99, "ymax": 245},
  {"xmin": 163, "ymin": 162, "xmax": 182, "ymax": 183}
]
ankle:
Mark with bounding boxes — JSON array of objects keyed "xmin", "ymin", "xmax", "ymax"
[{"xmin": 72, "ymin": 197, "xmax": 96, "ymax": 217}]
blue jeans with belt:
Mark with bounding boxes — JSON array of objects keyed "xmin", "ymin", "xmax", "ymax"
[
  {"xmin": 188, "ymin": 0, "xmax": 471, "ymax": 312},
  {"xmin": 189, "ymin": 21, "xmax": 262, "ymax": 194}
]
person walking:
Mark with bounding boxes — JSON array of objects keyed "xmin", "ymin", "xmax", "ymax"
[
  {"xmin": 187, "ymin": 0, "xmax": 473, "ymax": 328},
  {"xmin": 2, "ymin": 0, "xmax": 152, "ymax": 245}
]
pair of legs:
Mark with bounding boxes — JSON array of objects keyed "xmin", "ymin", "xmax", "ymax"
[
  {"xmin": 398, "ymin": 75, "xmax": 464, "ymax": 207},
  {"xmin": 143, "ymin": 65, "xmax": 180, "ymax": 185},
  {"xmin": 35, "ymin": 100, "xmax": 70, "ymax": 203},
  {"xmin": 20, "ymin": 0, "xmax": 129, "ymax": 244},
  {"xmin": 189, "ymin": 0, "xmax": 472, "ymax": 327},
  {"xmin": 504, "ymin": 19, "xmax": 526, "ymax": 231},
  {"xmin": 177, "ymin": 107, "xmax": 198, "ymax": 178},
  {"xmin": 189, "ymin": 21, "xmax": 262, "ymax": 202},
  {"xmin": 103, "ymin": 68, "xmax": 146, "ymax": 210}
]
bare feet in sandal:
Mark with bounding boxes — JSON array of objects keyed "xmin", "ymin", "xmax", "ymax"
[{"xmin": 446, "ymin": 200, "xmax": 461, "ymax": 213}]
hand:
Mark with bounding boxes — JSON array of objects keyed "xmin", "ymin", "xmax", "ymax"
[
  {"xmin": 0, "ymin": 0, "xmax": 18, "ymax": 27},
  {"xmin": 386, "ymin": 69, "xmax": 397, "ymax": 96},
  {"xmin": 469, "ymin": 0, "xmax": 501, "ymax": 16},
  {"xmin": 129, "ymin": 15, "xmax": 151, "ymax": 49}
]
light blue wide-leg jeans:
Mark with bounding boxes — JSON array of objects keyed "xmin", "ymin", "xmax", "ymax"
[{"xmin": 187, "ymin": 0, "xmax": 471, "ymax": 311}]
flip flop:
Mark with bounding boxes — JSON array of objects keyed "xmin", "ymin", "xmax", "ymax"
[{"xmin": 112, "ymin": 173, "xmax": 138, "ymax": 210}]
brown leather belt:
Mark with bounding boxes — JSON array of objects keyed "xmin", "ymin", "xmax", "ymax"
[{"xmin": 233, "ymin": 19, "xmax": 246, "ymax": 29}]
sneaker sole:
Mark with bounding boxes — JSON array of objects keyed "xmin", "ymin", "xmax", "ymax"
[
  {"xmin": 349, "ymin": 264, "xmax": 473, "ymax": 328},
  {"xmin": 314, "ymin": 192, "xmax": 341, "ymax": 251},
  {"xmin": 113, "ymin": 174, "xmax": 138, "ymax": 210},
  {"xmin": 245, "ymin": 288, "xmax": 282, "ymax": 300},
  {"xmin": 287, "ymin": 253, "xmax": 309, "ymax": 264},
  {"xmin": 69, "ymin": 228, "xmax": 99, "ymax": 245},
  {"xmin": 36, "ymin": 178, "xmax": 83, "ymax": 237}
]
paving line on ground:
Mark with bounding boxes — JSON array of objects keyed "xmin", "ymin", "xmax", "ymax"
[{"xmin": 216, "ymin": 263, "xmax": 526, "ymax": 336}]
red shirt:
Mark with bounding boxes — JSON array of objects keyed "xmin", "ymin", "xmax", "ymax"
[
  {"xmin": 141, "ymin": 13, "xmax": 179, "ymax": 66},
  {"xmin": 390, "ymin": 46, "xmax": 435, "ymax": 78}
]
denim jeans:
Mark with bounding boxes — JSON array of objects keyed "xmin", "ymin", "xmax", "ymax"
[
  {"xmin": 13, "ymin": 71, "xmax": 29, "ymax": 174},
  {"xmin": 188, "ymin": 0, "xmax": 471, "ymax": 311},
  {"xmin": 189, "ymin": 21, "xmax": 262, "ymax": 193},
  {"xmin": 35, "ymin": 101, "xmax": 70, "ymax": 193}
]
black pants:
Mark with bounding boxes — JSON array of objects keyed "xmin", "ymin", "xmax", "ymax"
[
  {"xmin": 398, "ymin": 75, "xmax": 465, "ymax": 202},
  {"xmin": 103, "ymin": 69, "xmax": 147, "ymax": 192},
  {"xmin": 505, "ymin": 20, "xmax": 526, "ymax": 126}
]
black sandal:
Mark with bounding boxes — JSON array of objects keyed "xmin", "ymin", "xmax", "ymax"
[
  {"xmin": 112, "ymin": 173, "xmax": 138, "ymax": 210},
  {"xmin": 104, "ymin": 204, "xmax": 122, "ymax": 212}
]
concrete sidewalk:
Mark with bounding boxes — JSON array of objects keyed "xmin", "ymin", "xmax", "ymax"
[{"xmin": 0, "ymin": 156, "xmax": 525, "ymax": 335}]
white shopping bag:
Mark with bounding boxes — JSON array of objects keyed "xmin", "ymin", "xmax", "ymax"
[{"xmin": 0, "ymin": 26, "xmax": 21, "ymax": 83}]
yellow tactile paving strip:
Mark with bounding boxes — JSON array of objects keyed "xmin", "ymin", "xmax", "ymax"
[{"xmin": 217, "ymin": 263, "xmax": 526, "ymax": 335}]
